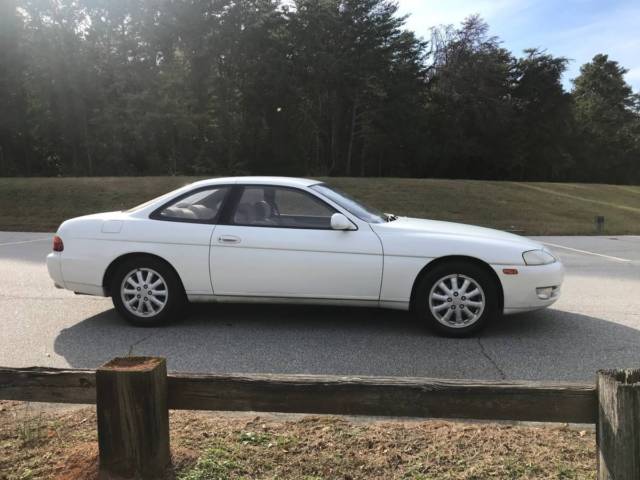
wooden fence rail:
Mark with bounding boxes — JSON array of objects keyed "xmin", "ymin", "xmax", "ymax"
[
  {"xmin": 0, "ymin": 358, "xmax": 638, "ymax": 480},
  {"xmin": 0, "ymin": 365, "xmax": 597, "ymax": 422}
]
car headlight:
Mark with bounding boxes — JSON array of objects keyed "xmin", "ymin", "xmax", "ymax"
[{"xmin": 522, "ymin": 249, "xmax": 556, "ymax": 266}]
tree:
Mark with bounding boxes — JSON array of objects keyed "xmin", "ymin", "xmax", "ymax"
[
  {"xmin": 572, "ymin": 54, "xmax": 640, "ymax": 183},
  {"xmin": 510, "ymin": 49, "xmax": 573, "ymax": 180},
  {"xmin": 0, "ymin": 2, "xmax": 638, "ymax": 183},
  {"xmin": 0, "ymin": 0, "xmax": 29, "ymax": 175},
  {"xmin": 423, "ymin": 16, "xmax": 516, "ymax": 179},
  {"xmin": 284, "ymin": 0, "xmax": 428, "ymax": 176}
]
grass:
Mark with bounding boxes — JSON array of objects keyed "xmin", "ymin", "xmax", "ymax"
[
  {"xmin": 15, "ymin": 404, "xmax": 46, "ymax": 447},
  {"xmin": 0, "ymin": 176, "xmax": 639, "ymax": 234},
  {"xmin": 0, "ymin": 400, "xmax": 596, "ymax": 480}
]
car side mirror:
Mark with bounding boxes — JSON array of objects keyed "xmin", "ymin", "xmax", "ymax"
[{"xmin": 331, "ymin": 213, "xmax": 355, "ymax": 231}]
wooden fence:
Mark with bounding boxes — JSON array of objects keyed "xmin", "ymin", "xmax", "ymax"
[{"xmin": 0, "ymin": 357, "xmax": 637, "ymax": 479}]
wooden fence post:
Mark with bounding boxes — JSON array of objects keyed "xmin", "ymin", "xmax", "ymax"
[
  {"xmin": 597, "ymin": 369, "xmax": 640, "ymax": 480},
  {"xmin": 96, "ymin": 357, "xmax": 170, "ymax": 479}
]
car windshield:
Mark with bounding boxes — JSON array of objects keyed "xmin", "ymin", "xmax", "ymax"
[{"xmin": 310, "ymin": 183, "xmax": 386, "ymax": 224}]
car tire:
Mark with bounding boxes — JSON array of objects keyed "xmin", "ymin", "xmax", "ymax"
[
  {"xmin": 414, "ymin": 261, "xmax": 500, "ymax": 337},
  {"xmin": 110, "ymin": 256, "xmax": 185, "ymax": 327}
]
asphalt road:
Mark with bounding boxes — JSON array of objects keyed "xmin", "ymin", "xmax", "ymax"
[{"xmin": 1, "ymin": 232, "xmax": 639, "ymax": 382}]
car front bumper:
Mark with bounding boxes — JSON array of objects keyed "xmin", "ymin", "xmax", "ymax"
[{"xmin": 492, "ymin": 260, "xmax": 565, "ymax": 314}]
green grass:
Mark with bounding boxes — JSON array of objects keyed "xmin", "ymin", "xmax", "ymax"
[
  {"xmin": 0, "ymin": 176, "xmax": 639, "ymax": 234},
  {"xmin": 178, "ymin": 446, "xmax": 238, "ymax": 480}
]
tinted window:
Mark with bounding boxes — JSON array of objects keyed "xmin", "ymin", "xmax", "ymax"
[
  {"xmin": 232, "ymin": 186, "xmax": 335, "ymax": 229},
  {"xmin": 155, "ymin": 187, "xmax": 229, "ymax": 222}
]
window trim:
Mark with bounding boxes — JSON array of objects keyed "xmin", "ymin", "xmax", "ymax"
[
  {"xmin": 149, "ymin": 185, "xmax": 234, "ymax": 225},
  {"xmin": 221, "ymin": 184, "xmax": 354, "ymax": 231}
]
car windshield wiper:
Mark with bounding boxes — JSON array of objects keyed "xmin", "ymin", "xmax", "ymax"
[{"xmin": 384, "ymin": 213, "xmax": 398, "ymax": 222}]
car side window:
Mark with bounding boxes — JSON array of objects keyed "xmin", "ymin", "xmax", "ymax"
[
  {"xmin": 154, "ymin": 187, "xmax": 230, "ymax": 222},
  {"xmin": 232, "ymin": 186, "xmax": 335, "ymax": 229}
]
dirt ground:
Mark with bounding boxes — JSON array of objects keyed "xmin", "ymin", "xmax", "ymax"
[{"xmin": 0, "ymin": 400, "xmax": 596, "ymax": 479}]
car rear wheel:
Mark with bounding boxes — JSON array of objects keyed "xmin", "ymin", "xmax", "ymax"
[
  {"xmin": 111, "ymin": 257, "xmax": 185, "ymax": 327},
  {"xmin": 414, "ymin": 261, "xmax": 499, "ymax": 337}
]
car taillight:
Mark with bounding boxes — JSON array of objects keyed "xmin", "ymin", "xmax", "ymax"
[{"xmin": 53, "ymin": 235, "xmax": 64, "ymax": 252}]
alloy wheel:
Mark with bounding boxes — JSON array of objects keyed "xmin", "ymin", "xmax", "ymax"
[
  {"xmin": 428, "ymin": 274, "xmax": 485, "ymax": 328},
  {"xmin": 120, "ymin": 268, "xmax": 169, "ymax": 318}
]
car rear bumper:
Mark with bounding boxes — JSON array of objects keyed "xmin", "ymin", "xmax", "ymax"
[
  {"xmin": 492, "ymin": 260, "xmax": 564, "ymax": 314},
  {"xmin": 47, "ymin": 252, "xmax": 106, "ymax": 296},
  {"xmin": 46, "ymin": 252, "xmax": 65, "ymax": 289}
]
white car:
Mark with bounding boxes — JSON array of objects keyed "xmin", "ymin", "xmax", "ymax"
[{"xmin": 47, "ymin": 177, "xmax": 563, "ymax": 336}]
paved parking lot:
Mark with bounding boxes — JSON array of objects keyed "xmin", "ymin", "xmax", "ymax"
[{"xmin": 0, "ymin": 232, "xmax": 639, "ymax": 382}]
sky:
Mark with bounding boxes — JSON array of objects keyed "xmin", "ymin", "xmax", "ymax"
[{"xmin": 396, "ymin": 0, "xmax": 640, "ymax": 91}]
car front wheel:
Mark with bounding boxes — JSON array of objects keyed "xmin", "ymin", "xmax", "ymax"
[
  {"xmin": 414, "ymin": 261, "xmax": 499, "ymax": 337},
  {"xmin": 111, "ymin": 257, "xmax": 184, "ymax": 327}
]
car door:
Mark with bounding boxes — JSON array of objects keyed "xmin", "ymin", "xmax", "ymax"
[{"xmin": 209, "ymin": 185, "xmax": 383, "ymax": 300}]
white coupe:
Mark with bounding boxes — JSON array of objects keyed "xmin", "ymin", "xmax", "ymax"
[{"xmin": 47, "ymin": 177, "xmax": 563, "ymax": 336}]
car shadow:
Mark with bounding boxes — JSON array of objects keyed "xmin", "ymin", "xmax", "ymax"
[{"xmin": 53, "ymin": 303, "xmax": 640, "ymax": 382}]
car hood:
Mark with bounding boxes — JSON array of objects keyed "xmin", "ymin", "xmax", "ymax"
[
  {"xmin": 377, "ymin": 217, "xmax": 537, "ymax": 243},
  {"xmin": 370, "ymin": 217, "xmax": 543, "ymax": 264}
]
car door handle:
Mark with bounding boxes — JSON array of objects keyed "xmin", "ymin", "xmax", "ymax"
[{"xmin": 218, "ymin": 235, "xmax": 241, "ymax": 244}]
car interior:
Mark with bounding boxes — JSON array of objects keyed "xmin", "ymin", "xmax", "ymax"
[
  {"xmin": 160, "ymin": 188, "xmax": 228, "ymax": 221},
  {"xmin": 232, "ymin": 187, "xmax": 334, "ymax": 229},
  {"xmin": 159, "ymin": 185, "xmax": 336, "ymax": 228}
]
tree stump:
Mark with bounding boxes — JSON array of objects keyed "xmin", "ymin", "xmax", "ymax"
[
  {"xmin": 96, "ymin": 357, "xmax": 170, "ymax": 479},
  {"xmin": 597, "ymin": 369, "xmax": 640, "ymax": 480}
]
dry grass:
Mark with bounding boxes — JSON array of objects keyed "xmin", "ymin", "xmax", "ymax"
[
  {"xmin": 0, "ymin": 400, "xmax": 595, "ymax": 480},
  {"xmin": 0, "ymin": 176, "xmax": 639, "ymax": 234}
]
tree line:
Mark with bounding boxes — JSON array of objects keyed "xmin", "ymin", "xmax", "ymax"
[{"xmin": 1, "ymin": 0, "xmax": 639, "ymax": 183}]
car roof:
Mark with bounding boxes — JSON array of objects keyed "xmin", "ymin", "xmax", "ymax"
[{"xmin": 189, "ymin": 176, "xmax": 321, "ymax": 188}]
